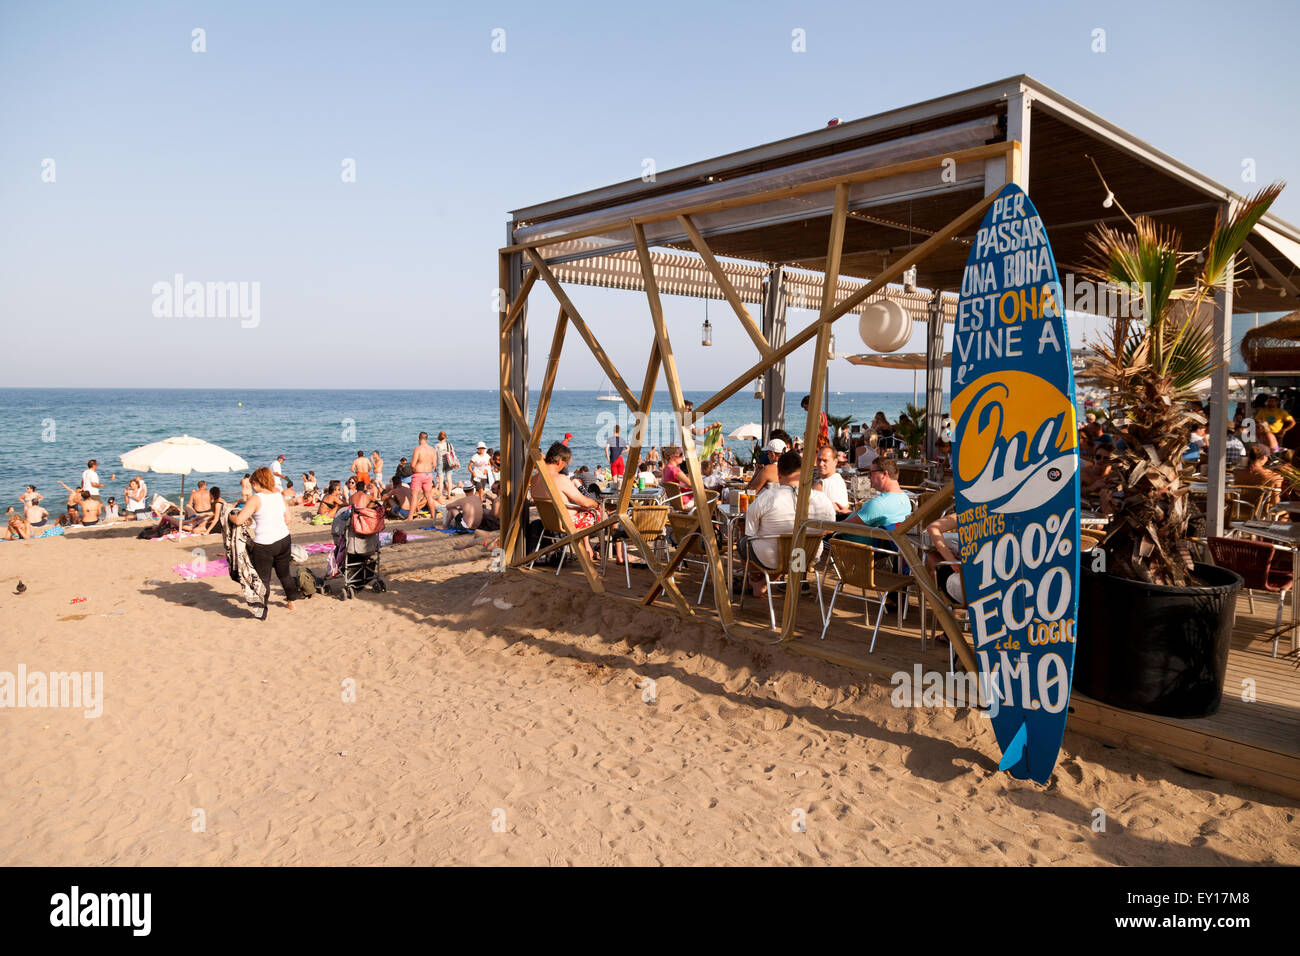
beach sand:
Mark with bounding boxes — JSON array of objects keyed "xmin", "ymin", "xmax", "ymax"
[{"xmin": 0, "ymin": 515, "xmax": 1296, "ymax": 866}]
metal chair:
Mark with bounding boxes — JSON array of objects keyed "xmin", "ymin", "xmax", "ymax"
[
  {"xmin": 528, "ymin": 497, "xmax": 570, "ymax": 575},
  {"xmin": 1207, "ymin": 536, "xmax": 1295, "ymax": 656},
  {"xmin": 739, "ymin": 531, "xmax": 826, "ymax": 630},
  {"xmin": 666, "ymin": 511, "xmax": 712, "ymax": 604},
  {"xmin": 604, "ymin": 504, "xmax": 670, "ymax": 589},
  {"xmin": 819, "ymin": 537, "xmax": 915, "ymax": 651}
]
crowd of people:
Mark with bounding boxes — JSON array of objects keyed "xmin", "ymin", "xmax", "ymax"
[{"xmin": 1078, "ymin": 392, "xmax": 1299, "ymax": 517}]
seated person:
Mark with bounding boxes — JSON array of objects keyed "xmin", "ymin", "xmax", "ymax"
[
  {"xmin": 443, "ymin": 488, "xmax": 486, "ymax": 531},
  {"xmin": 301, "ymin": 472, "xmax": 317, "ymax": 495},
  {"xmin": 25, "ymin": 497, "xmax": 49, "ymax": 528},
  {"xmin": 1234, "ymin": 442, "xmax": 1283, "ymax": 510},
  {"xmin": 384, "ymin": 476, "xmax": 412, "ymax": 519},
  {"xmin": 1254, "ymin": 395, "xmax": 1294, "ymax": 452},
  {"xmin": 839, "ymin": 458, "xmax": 913, "ymax": 534},
  {"xmin": 317, "ymin": 480, "xmax": 345, "ymax": 517},
  {"xmin": 1080, "ymin": 445, "xmax": 1115, "ymax": 502},
  {"xmin": 530, "ymin": 441, "xmax": 600, "ymax": 561},
  {"xmin": 741, "ymin": 450, "xmax": 835, "ymax": 597},
  {"xmin": 923, "ymin": 513, "xmax": 965, "ymax": 603},
  {"xmin": 186, "ymin": 481, "xmax": 213, "ymax": 518},
  {"xmin": 77, "ymin": 490, "xmax": 103, "ymax": 526},
  {"xmin": 814, "ymin": 444, "xmax": 852, "ymax": 518},
  {"xmin": 104, "ymin": 497, "xmax": 119, "ymax": 520},
  {"xmin": 635, "ymin": 460, "xmax": 659, "ymax": 487},
  {"xmin": 186, "ymin": 487, "xmax": 227, "ymax": 534},
  {"xmin": 661, "ymin": 447, "xmax": 694, "ymax": 507},
  {"xmin": 748, "ymin": 434, "xmax": 790, "ymax": 492},
  {"xmin": 281, "ymin": 478, "xmax": 300, "ymax": 507}
]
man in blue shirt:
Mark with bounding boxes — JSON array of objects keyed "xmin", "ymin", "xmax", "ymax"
[{"xmin": 843, "ymin": 458, "xmax": 913, "ymax": 531}]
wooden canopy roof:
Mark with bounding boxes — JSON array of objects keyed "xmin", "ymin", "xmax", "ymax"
[{"xmin": 509, "ymin": 76, "xmax": 1300, "ymax": 315}]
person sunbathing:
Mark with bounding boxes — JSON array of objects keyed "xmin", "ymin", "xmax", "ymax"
[
  {"xmin": 186, "ymin": 487, "xmax": 227, "ymax": 534},
  {"xmin": 317, "ymin": 481, "xmax": 345, "ymax": 517}
]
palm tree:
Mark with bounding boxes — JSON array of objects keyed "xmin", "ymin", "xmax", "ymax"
[{"xmin": 1078, "ymin": 179, "xmax": 1283, "ymax": 586}]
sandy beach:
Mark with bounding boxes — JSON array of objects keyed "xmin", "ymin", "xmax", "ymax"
[{"xmin": 0, "ymin": 514, "xmax": 1295, "ymax": 867}]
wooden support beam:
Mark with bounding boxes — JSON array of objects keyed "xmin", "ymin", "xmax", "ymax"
[
  {"xmin": 780, "ymin": 183, "xmax": 848, "ymax": 640},
  {"xmin": 694, "ymin": 189, "xmax": 1001, "ymax": 420},
  {"xmin": 633, "ymin": 222, "xmax": 735, "ymax": 626},
  {"xmin": 500, "ymin": 141, "xmax": 1015, "ymax": 256},
  {"xmin": 502, "ymin": 265, "xmax": 538, "ymax": 335},
  {"xmin": 501, "ymin": 388, "xmax": 606, "ymax": 593},
  {"xmin": 524, "ymin": 248, "xmax": 639, "ymax": 409},
  {"xmin": 677, "ymin": 214, "xmax": 773, "ymax": 357},
  {"xmin": 501, "ymin": 307, "xmax": 567, "ymax": 559},
  {"xmin": 499, "ymin": 251, "xmax": 516, "ymax": 561}
]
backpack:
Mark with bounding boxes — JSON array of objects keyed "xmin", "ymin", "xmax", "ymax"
[{"xmin": 296, "ymin": 565, "xmax": 317, "ymax": 598}]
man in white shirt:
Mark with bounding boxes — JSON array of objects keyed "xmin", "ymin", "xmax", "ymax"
[
  {"xmin": 469, "ymin": 442, "xmax": 492, "ymax": 491},
  {"xmin": 742, "ymin": 450, "xmax": 835, "ymax": 596},
  {"xmin": 814, "ymin": 444, "xmax": 852, "ymax": 517},
  {"xmin": 81, "ymin": 460, "xmax": 104, "ymax": 498},
  {"xmin": 271, "ymin": 455, "xmax": 286, "ymax": 491}
]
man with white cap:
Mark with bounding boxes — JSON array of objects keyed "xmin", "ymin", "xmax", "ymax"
[
  {"xmin": 469, "ymin": 441, "xmax": 492, "ymax": 491},
  {"xmin": 747, "ymin": 432, "xmax": 791, "ymax": 493}
]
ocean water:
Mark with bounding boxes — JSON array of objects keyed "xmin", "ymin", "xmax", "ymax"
[{"xmin": 0, "ymin": 389, "xmax": 937, "ymax": 509}]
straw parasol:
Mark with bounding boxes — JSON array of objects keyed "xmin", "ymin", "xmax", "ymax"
[
  {"xmin": 844, "ymin": 352, "xmax": 951, "ymax": 407},
  {"xmin": 1240, "ymin": 310, "xmax": 1300, "ymax": 373},
  {"xmin": 120, "ymin": 435, "xmax": 248, "ymax": 512}
]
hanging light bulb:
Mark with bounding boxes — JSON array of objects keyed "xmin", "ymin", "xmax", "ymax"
[
  {"xmin": 1102, "ymin": 191, "xmax": 1114, "ymax": 209},
  {"xmin": 754, "ymin": 376, "xmax": 765, "ymax": 400},
  {"xmin": 701, "ymin": 315, "xmax": 712, "ymax": 347},
  {"xmin": 903, "ymin": 266, "xmax": 918, "ymax": 293},
  {"xmin": 827, "ymin": 331, "xmax": 836, "ymax": 361}
]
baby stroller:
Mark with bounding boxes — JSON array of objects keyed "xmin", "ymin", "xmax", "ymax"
[{"xmin": 322, "ymin": 502, "xmax": 387, "ymax": 599}]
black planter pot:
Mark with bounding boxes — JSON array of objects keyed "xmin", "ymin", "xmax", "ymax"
[{"xmin": 1075, "ymin": 562, "xmax": 1242, "ymax": 718}]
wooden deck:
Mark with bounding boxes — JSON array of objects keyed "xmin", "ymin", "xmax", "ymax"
[{"xmin": 521, "ymin": 555, "xmax": 1300, "ymax": 801}]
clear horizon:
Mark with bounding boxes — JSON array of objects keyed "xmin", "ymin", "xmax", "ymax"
[{"xmin": 3, "ymin": 1, "xmax": 1296, "ymax": 391}]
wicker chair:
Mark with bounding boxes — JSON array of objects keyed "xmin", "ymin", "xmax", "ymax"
[
  {"xmin": 1208, "ymin": 536, "xmax": 1295, "ymax": 655},
  {"xmin": 739, "ymin": 531, "xmax": 826, "ymax": 630},
  {"xmin": 820, "ymin": 538, "xmax": 915, "ymax": 651},
  {"xmin": 666, "ymin": 512, "xmax": 712, "ymax": 604},
  {"xmin": 528, "ymin": 497, "xmax": 570, "ymax": 575},
  {"xmin": 605, "ymin": 504, "xmax": 670, "ymax": 589}
]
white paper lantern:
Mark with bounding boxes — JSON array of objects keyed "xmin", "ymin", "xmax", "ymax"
[{"xmin": 858, "ymin": 300, "xmax": 912, "ymax": 352}]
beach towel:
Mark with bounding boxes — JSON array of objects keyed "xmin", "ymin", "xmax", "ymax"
[
  {"xmin": 173, "ymin": 541, "xmax": 333, "ymax": 579},
  {"xmin": 220, "ymin": 511, "xmax": 267, "ymax": 613}
]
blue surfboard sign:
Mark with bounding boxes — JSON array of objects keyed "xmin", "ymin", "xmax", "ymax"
[{"xmin": 950, "ymin": 183, "xmax": 1080, "ymax": 784}]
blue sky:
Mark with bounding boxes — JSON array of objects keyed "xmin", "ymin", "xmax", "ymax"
[{"xmin": 2, "ymin": 0, "xmax": 1296, "ymax": 390}]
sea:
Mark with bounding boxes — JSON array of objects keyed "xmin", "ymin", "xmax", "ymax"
[{"xmin": 0, "ymin": 389, "xmax": 940, "ymax": 508}]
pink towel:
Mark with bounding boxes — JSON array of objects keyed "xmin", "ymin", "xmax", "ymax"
[{"xmin": 172, "ymin": 541, "xmax": 334, "ymax": 579}]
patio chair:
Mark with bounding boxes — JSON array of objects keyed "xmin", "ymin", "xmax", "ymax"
[
  {"xmin": 667, "ymin": 511, "xmax": 712, "ymax": 605},
  {"xmin": 1207, "ymin": 536, "xmax": 1295, "ymax": 656},
  {"xmin": 921, "ymin": 559, "xmax": 969, "ymax": 673},
  {"xmin": 738, "ymin": 531, "xmax": 827, "ymax": 630},
  {"xmin": 528, "ymin": 497, "xmax": 570, "ymax": 576},
  {"xmin": 819, "ymin": 538, "xmax": 915, "ymax": 651},
  {"xmin": 604, "ymin": 504, "xmax": 670, "ymax": 589}
]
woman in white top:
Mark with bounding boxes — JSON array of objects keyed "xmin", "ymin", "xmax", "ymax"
[
  {"xmin": 125, "ymin": 477, "xmax": 148, "ymax": 514},
  {"xmin": 229, "ymin": 466, "xmax": 300, "ymax": 615}
]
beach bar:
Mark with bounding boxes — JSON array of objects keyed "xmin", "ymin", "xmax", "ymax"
[{"xmin": 496, "ymin": 76, "xmax": 1300, "ymax": 797}]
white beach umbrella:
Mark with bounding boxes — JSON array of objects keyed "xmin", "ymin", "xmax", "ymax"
[
  {"xmin": 120, "ymin": 435, "xmax": 248, "ymax": 510},
  {"xmin": 728, "ymin": 423, "xmax": 763, "ymax": 441}
]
